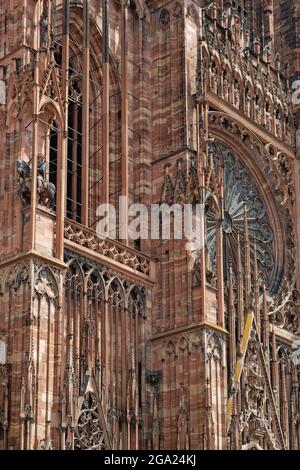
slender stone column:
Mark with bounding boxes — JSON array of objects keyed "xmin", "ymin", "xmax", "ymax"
[
  {"xmin": 56, "ymin": 0, "xmax": 70, "ymax": 260},
  {"xmin": 120, "ymin": 0, "xmax": 129, "ymax": 243},
  {"xmin": 30, "ymin": 0, "xmax": 41, "ymax": 250},
  {"xmin": 102, "ymin": 0, "xmax": 110, "ymax": 223},
  {"xmin": 82, "ymin": 0, "xmax": 90, "ymax": 226}
]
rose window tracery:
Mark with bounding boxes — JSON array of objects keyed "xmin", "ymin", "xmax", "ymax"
[{"xmin": 206, "ymin": 143, "xmax": 276, "ymax": 291}]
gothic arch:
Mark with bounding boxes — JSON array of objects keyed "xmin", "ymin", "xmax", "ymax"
[
  {"xmin": 65, "ymin": 258, "xmax": 85, "ymax": 291},
  {"xmin": 74, "ymin": 391, "xmax": 108, "ymax": 450},
  {"xmin": 131, "ymin": 0, "xmax": 146, "ymax": 19},
  {"xmin": 39, "ymin": 97, "xmax": 63, "ymax": 130},
  {"xmin": 34, "ymin": 266, "xmax": 59, "ymax": 302},
  {"xmin": 187, "ymin": 4, "xmax": 200, "ymax": 27},
  {"xmin": 20, "ymin": 95, "xmax": 33, "ymax": 116},
  {"xmin": 208, "ymin": 116, "xmax": 289, "ymax": 294},
  {"xmin": 2, "ymin": 266, "xmax": 18, "ymax": 291},
  {"xmin": 166, "ymin": 340, "xmax": 177, "ymax": 358},
  {"xmin": 178, "ymin": 336, "xmax": 189, "ymax": 354},
  {"xmin": 15, "ymin": 263, "xmax": 30, "ymax": 289},
  {"xmin": 205, "ymin": 191, "xmax": 222, "ymax": 220},
  {"xmin": 51, "ymin": 3, "xmax": 123, "ymax": 226},
  {"xmin": 159, "ymin": 8, "xmax": 170, "ymax": 27},
  {"xmin": 207, "ymin": 332, "xmax": 222, "ymax": 360},
  {"xmin": 277, "ymin": 346, "xmax": 289, "ymax": 366},
  {"xmin": 86, "ymin": 268, "xmax": 105, "ymax": 302},
  {"xmin": 107, "ymin": 276, "xmax": 125, "ymax": 308},
  {"xmin": 127, "ymin": 285, "xmax": 145, "ymax": 315}
]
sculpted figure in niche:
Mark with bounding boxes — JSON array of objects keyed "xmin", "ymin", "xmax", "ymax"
[
  {"xmin": 284, "ymin": 112, "xmax": 292, "ymax": 145},
  {"xmin": 257, "ymin": 391, "xmax": 266, "ymax": 418},
  {"xmin": 275, "ymin": 110, "xmax": 283, "ymax": 139},
  {"xmin": 223, "ymin": 71, "xmax": 230, "ymax": 102},
  {"xmin": 244, "ymin": 87, "xmax": 252, "ymax": 117},
  {"xmin": 234, "ymin": 80, "xmax": 241, "ymax": 110},
  {"xmin": 210, "ymin": 63, "xmax": 218, "ymax": 94},
  {"xmin": 16, "ymin": 159, "xmax": 32, "ymax": 206},
  {"xmin": 265, "ymin": 102, "xmax": 272, "ymax": 131},
  {"xmin": 205, "ymin": 245, "xmax": 217, "ymax": 287},
  {"xmin": 36, "ymin": 154, "xmax": 56, "ymax": 211},
  {"xmin": 255, "ymin": 95, "xmax": 262, "ymax": 123},
  {"xmin": 232, "ymin": 14, "xmax": 241, "ymax": 45},
  {"xmin": 40, "ymin": 10, "xmax": 48, "ymax": 49}
]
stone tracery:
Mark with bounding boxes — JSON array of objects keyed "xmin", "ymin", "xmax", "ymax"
[
  {"xmin": 0, "ymin": 0, "xmax": 300, "ymax": 452},
  {"xmin": 74, "ymin": 392, "xmax": 106, "ymax": 450}
]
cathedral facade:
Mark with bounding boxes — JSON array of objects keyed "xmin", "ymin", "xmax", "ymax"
[{"xmin": 0, "ymin": 0, "xmax": 300, "ymax": 451}]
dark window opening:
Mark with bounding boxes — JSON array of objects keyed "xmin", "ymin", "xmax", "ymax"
[
  {"xmin": 49, "ymin": 121, "xmax": 58, "ymax": 212},
  {"xmin": 67, "ymin": 79, "xmax": 82, "ymax": 223},
  {"xmin": 134, "ymin": 238, "xmax": 141, "ymax": 252}
]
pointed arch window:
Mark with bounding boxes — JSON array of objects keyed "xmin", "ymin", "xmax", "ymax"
[
  {"xmin": 49, "ymin": 120, "xmax": 58, "ymax": 191},
  {"xmin": 67, "ymin": 77, "xmax": 82, "ymax": 222}
]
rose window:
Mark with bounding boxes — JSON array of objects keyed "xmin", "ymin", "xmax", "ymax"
[{"xmin": 206, "ymin": 143, "xmax": 277, "ymax": 291}]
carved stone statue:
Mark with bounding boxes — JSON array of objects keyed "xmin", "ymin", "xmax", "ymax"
[
  {"xmin": 265, "ymin": 104, "xmax": 272, "ymax": 131},
  {"xmin": 40, "ymin": 11, "xmax": 49, "ymax": 49},
  {"xmin": 245, "ymin": 89, "xmax": 252, "ymax": 117},
  {"xmin": 255, "ymin": 96, "xmax": 262, "ymax": 123},
  {"xmin": 37, "ymin": 155, "xmax": 56, "ymax": 211},
  {"xmin": 17, "ymin": 156, "xmax": 56, "ymax": 211},
  {"xmin": 234, "ymin": 81, "xmax": 241, "ymax": 110},
  {"xmin": 17, "ymin": 159, "xmax": 32, "ymax": 206},
  {"xmin": 275, "ymin": 111, "xmax": 283, "ymax": 139},
  {"xmin": 210, "ymin": 63, "xmax": 218, "ymax": 94},
  {"xmin": 223, "ymin": 74, "xmax": 230, "ymax": 102}
]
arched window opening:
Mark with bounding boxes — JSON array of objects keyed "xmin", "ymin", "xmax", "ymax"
[
  {"xmin": 67, "ymin": 77, "xmax": 82, "ymax": 222},
  {"xmin": 49, "ymin": 120, "xmax": 58, "ymax": 191}
]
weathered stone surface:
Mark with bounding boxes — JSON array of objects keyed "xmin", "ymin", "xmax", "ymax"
[{"xmin": 0, "ymin": 0, "xmax": 300, "ymax": 451}]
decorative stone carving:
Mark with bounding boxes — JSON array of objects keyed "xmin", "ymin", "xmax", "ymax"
[
  {"xmin": 64, "ymin": 224, "xmax": 151, "ymax": 276},
  {"xmin": 34, "ymin": 268, "xmax": 58, "ymax": 300},
  {"xmin": 229, "ymin": 326, "xmax": 285, "ymax": 450},
  {"xmin": 208, "ymin": 111, "xmax": 296, "ymax": 293},
  {"xmin": 145, "ymin": 370, "xmax": 162, "ymax": 392},
  {"xmin": 174, "ymin": 159, "xmax": 187, "ymax": 206},
  {"xmin": 0, "ymin": 262, "xmax": 31, "ymax": 295},
  {"xmin": 233, "ymin": 80, "xmax": 241, "ymax": 110},
  {"xmin": 64, "ymin": 252, "xmax": 147, "ymax": 312},
  {"xmin": 177, "ymin": 385, "xmax": 189, "ymax": 450},
  {"xmin": 37, "ymin": 155, "xmax": 56, "ymax": 211},
  {"xmin": 186, "ymin": 157, "xmax": 200, "ymax": 204},
  {"xmin": 202, "ymin": 14, "xmax": 292, "ymax": 141},
  {"xmin": 161, "ymin": 163, "xmax": 175, "ymax": 205},
  {"xmin": 16, "ymin": 157, "xmax": 56, "ymax": 210},
  {"xmin": 39, "ymin": 10, "xmax": 49, "ymax": 49},
  {"xmin": 16, "ymin": 159, "xmax": 32, "ymax": 206},
  {"xmin": 269, "ymin": 279, "xmax": 300, "ymax": 334},
  {"xmin": 206, "ymin": 141, "xmax": 275, "ymax": 286},
  {"xmin": 207, "ymin": 333, "xmax": 222, "ymax": 361},
  {"xmin": 74, "ymin": 392, "xmax": 106, "ymax": 450}
]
